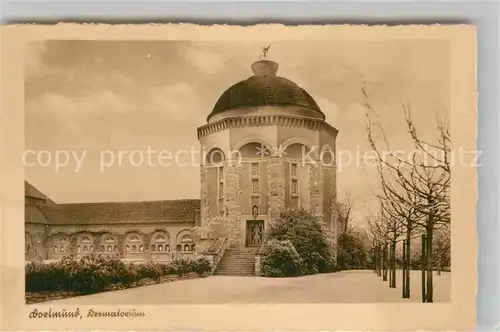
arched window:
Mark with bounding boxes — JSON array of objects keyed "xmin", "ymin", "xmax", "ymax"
[
  {"xmin": 90, "ymin": 245, "xmax": 94, "ymax": 252},
  {"xmin": 319, "ymin": 145, "xmax": 335, "ymax": 167},
  {"xmin": 238, "ymin": 142, "xmax": 271, "ymax": 159},
  {"xmin": 77, "ymin": 246, "xmax": 81, "ymax": 253},
  {"xmin": 83, "ymin": 246, "xmax": 88, "ymax": 252},
  {"xmin": 81, "ymin": 236, "xmax": 92, "ymax": 243},
  {"xmin": 177, "ymin": 231, "xmax": 194, "ymax": 252},
  {"xmin": 180, "ymin": 234, "xmax": 193, "ymax": 244},
  {"xmin": 123, "ymin": 233, "xmax": 142, "ymax": 254},
  {"xmin": 105, "ymin": 235, "xmax": 116, "ymax": 243},
  {"xmin": 37, "ymin": 234, "xmax": 41, "ymax": 243},
  {"xmin": 165, "ymin": 244, "xmax": 170, "ymax": 252},
  {"xmin": 101, "ymin": 234, "xmax": 117, "ymax": 254},
  {"xmin": 205, "ymin": 148, "xmax": 226, "ymax": 165},
  {"xmin": 155, "ymin": 234, "xmax": 167, "ymax": 241},
  {"xmin": 125, "ymin": 245, "xmax": 130, "ymax": 252},
  {"xmin": 54, "ymin": 235, "xmax": 69, "ymax": 254},
  {"xmin": 151, "ymin": 232, "xmax": 169, "ymax": 252},
  {"xmin": 191, "ymin": 244, "xmax": 196, "ymax": 251},
  {"xmin": 139, "ymin": 245, "xmax": 143, "ymax": 252}
]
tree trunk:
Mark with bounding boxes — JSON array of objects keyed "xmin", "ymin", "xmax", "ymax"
[
  {"xmin": 426, "ymin": 223, "xmax": 434, "ymax": 302},
  {"xmin": 388, "ymin": 242, "xmax": 392, "ymax": 287},
  {"xmin": 421, "ymin": 234, "xmax": 427, "ymax": 302},
  {"xmin": 382, "ymin": 244, "xmax": 388, "ymax": 281},
  {"xmin": 377, "ymin": 245, "xmax": 382, "ymax": 277},
  {"xmin": 388, "ymin": 244, "xmax": 393, "ymax": 286},
  {"xmin": 405, "ymin": 232, "xmax": 411, "ymax": 298},
  {"xmin": 390, "ymin": 242, "xmax": 396, "ymax": 288},
  {"xmin": 372, "ymin": 250, "xmax": 376, "ymax": 273},
  {"xmin": 402, "ymin": 239, "xmax": 406, "ymax": 297},
  {"xmin": 437, "ymin": 256, "xmax": 442, "ymax": 276}
]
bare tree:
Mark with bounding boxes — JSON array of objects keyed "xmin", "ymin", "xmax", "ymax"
[
  {"xmin": 337, "ymin": 191, "xmax": 357, "ymax": 236},
  {"xmin": 367, "ymin": 212, "xmax": 391, "ymax": 281},
  {"xmin": 362, "ymin": 83, "xmax": 451, "ymax": 302},
  {"xmin": 379, "ymin": 200, "xmax": 405, "ymax": 288}
]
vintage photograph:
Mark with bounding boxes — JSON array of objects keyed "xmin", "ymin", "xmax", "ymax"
[{"xmin": 23, "ymin": 37, "xmax": 457, "ymax": 306}]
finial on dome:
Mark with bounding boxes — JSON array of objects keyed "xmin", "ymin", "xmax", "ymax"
[
  {"xmin": 260, "ymin": 44, "xmax": 271, "ymax": 59},
  {"xmin": 252, "ymin": 44, "xmax": 278, "ymax": 76}
]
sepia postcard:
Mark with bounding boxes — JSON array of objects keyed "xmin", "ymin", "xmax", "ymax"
[{"xmin": 1, "ymin": 23, "xmax": 477, "ymax": 331}]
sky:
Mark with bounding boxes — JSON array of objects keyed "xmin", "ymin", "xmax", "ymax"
[{"xmin": 25, "ymin": 39, "xmax": 449, "ymax": 223}]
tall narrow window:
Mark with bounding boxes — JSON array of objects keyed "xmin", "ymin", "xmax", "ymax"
[
  {"xmin": 218, "ymin": 166, "xmax": 224, "ymax": 215},
  {"xmin": 218, "ymin": 166, "xmax": 224, "ymax": 199},
  {"xmin": 251, "ymin": 163, "xmax": 259, "ymax": 177},
  {"xmin": 252, "ymin": 179, "xmax": 260, "ymax": 195},
  {"xmin": 290, "ymin": 162, "xmax": 299, "ymax": 197},
  {"xmin": 291, "ymin": 163, "xmax": 298, "ymax": 177},
  {"xmin": 251, "ymin": 163, "xmax": 260, "ymax": 196},
  {"xmin": 291, "ymin": 179, "xmax": 299, "ymax": 196}
]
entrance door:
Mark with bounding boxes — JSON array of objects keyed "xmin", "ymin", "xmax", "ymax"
[{"xmin": 246, "ymin": 220, "xmax": 264, "ymax": 247}]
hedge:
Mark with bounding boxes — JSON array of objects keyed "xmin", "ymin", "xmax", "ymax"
[{"xmin": 25, "ymin": 254, "xmax": 212, "ymax": 294}]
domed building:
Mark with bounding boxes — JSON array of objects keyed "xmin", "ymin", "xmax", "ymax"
[
  {"xmin": 197, "ymin": 58, "xmax": 339, "ymax": 252},
  {"xmin": 24, "ymin": 56, "xmax": 339, "ymax": 275}
]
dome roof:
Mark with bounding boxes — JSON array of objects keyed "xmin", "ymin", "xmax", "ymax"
[{"xmin": 208, "ymin": 60, "xmax": 325, "ymax": 121}]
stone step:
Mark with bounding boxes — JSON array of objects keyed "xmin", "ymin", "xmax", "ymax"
[{"xmin": 213, "ymin": 247, "xmax": 259, "ymax": 276}]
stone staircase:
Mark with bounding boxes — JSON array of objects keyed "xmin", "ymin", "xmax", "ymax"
[{"xmin": 213, "ymin": 247, "xmax": 259, "ymax": 276}]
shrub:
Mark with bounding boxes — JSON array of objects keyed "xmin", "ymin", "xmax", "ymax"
[
  {"xmin": 266, "ymin": 209, "xmax": 337, "ymax": 275},
  {"xmin": 337, "ymin": 232, "xmax": 369, "ymax": 270},
  {"xmin": 260, "ymin": 239, "xmax": 304, "ymax": 277},
  {"xmin": 25, "ymin": 254, "xmax": 213, "ymax": 294}
]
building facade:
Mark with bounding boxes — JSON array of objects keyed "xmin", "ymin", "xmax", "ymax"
[
  {"xmin": 197, "ymin": 58, "xmax": 339, "ymax": 251},
  {"xmin": 25, "ymin": 181, "xmax": 199, "ymax": 263},
  {"xmin": 25, "ymin": 57, "xmax": 339, "ymax": 263}
]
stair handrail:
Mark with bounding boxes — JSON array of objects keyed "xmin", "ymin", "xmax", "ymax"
[{"xmin": 205, "ymin": 237, "xmax": 228, "ymax": 271}]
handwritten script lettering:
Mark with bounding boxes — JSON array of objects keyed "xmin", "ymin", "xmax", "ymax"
[
  {"xmin": 29, "ymin": 308, "xmax": 82, "ymax": 319},
  {"xmin": 29, "ymin": 308, "xmax": 146, "ymax": 319}
]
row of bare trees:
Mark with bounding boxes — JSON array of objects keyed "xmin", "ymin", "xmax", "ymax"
[{"xmin": 362, "ymin": 84, "xmax": 451, "ymax": 302}]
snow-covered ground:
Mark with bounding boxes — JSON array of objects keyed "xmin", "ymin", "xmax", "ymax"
[{"xmin": 40, "ymin": 270, "xmax": 450, "ymax": 304}]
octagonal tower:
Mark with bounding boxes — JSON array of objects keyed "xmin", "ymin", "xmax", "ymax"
[{"xmin": 197, "ymin": 58, "xmax": 339, "ymax": 252}]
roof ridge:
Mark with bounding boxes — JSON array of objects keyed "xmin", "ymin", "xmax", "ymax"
[{"xmin": 56, "ymin": 198, "xmax": 201, "ymax": 206}]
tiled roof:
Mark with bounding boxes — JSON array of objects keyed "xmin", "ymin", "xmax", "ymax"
[
  {"xmin": 25, "ymin": 181, "xmax": 56, "ymax": 205},
  {"xmin": 25, "ymin": 204, "xmax": 50, "ymax": 225},
  {"xmin": 39, "ymin": 200, "xmax": 200, "ymax": 225}
]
